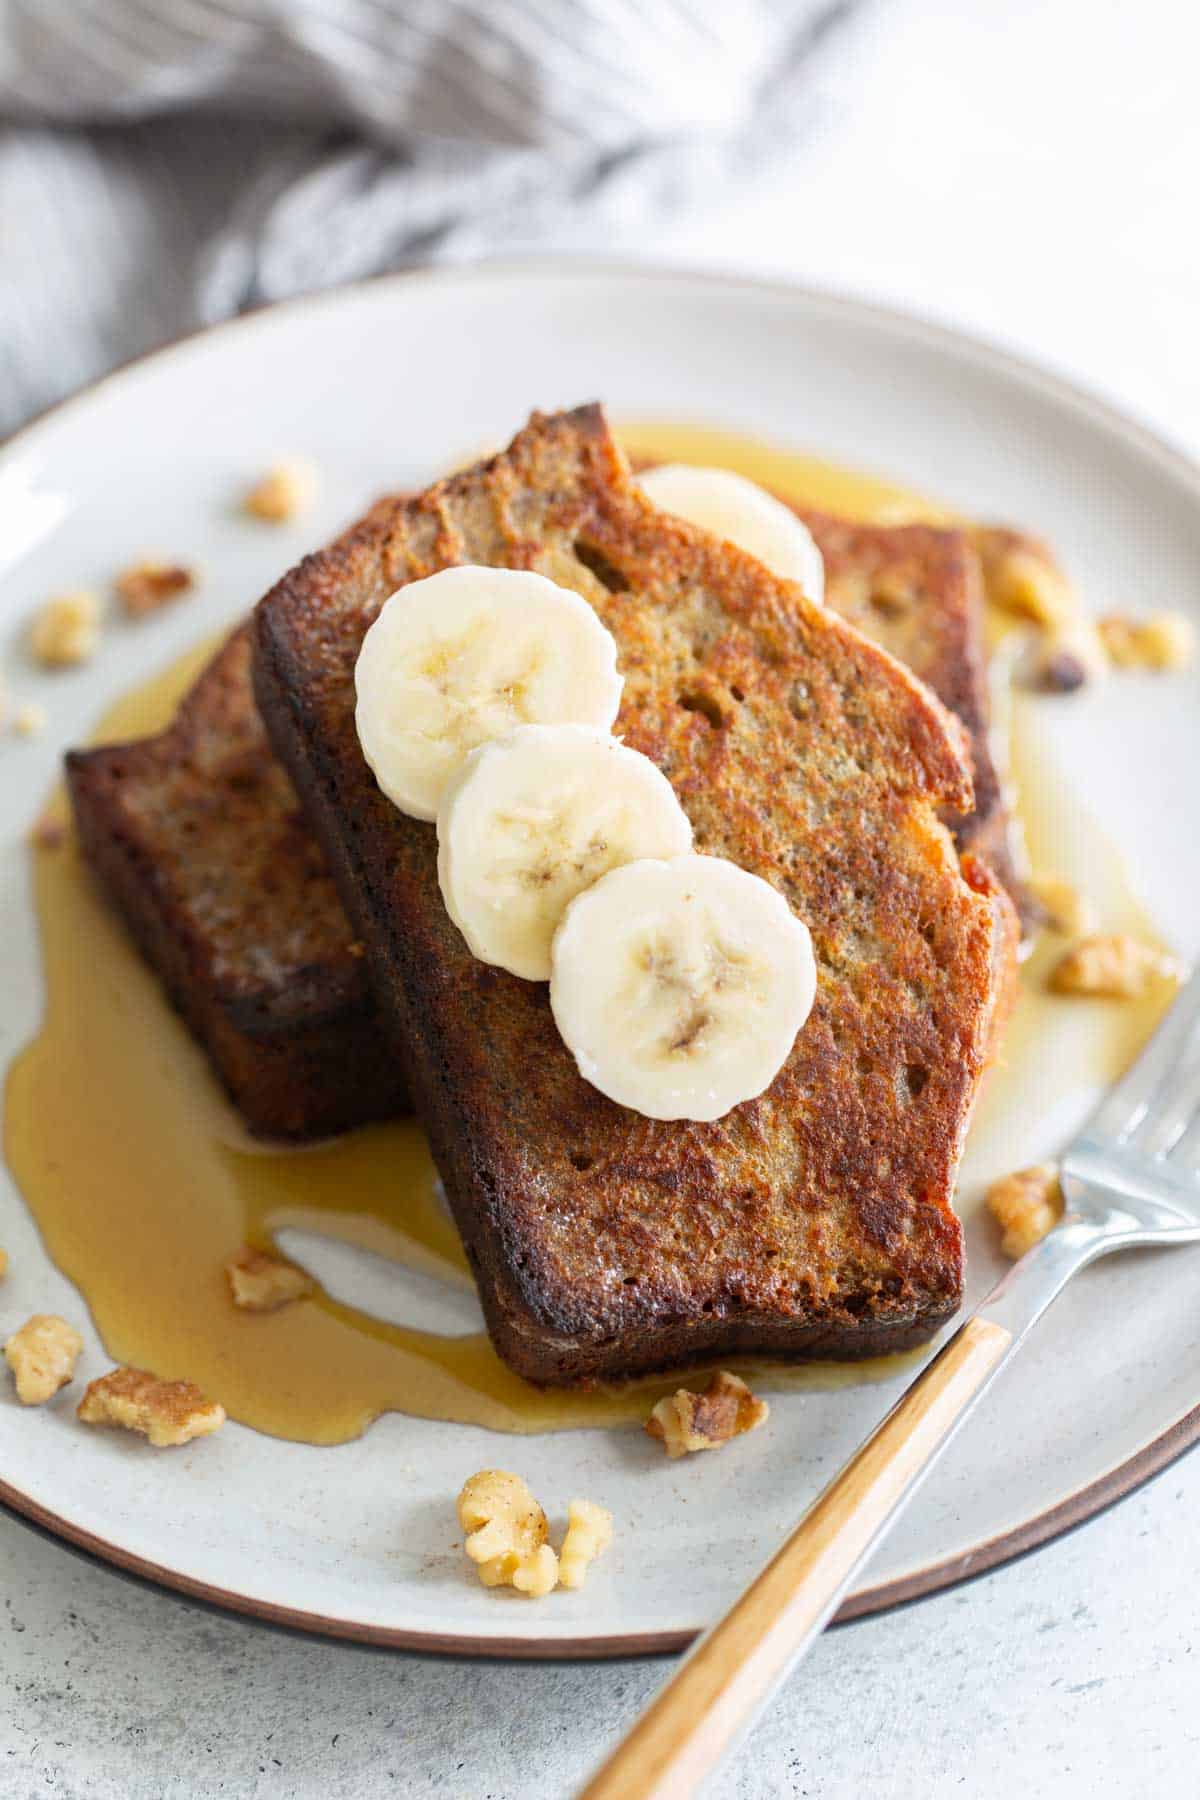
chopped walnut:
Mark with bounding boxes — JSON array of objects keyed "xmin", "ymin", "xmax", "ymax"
[
  {"xmin": 973, "ymin": 527, "xmax": 1076, "ymax": 628},
  {"xmin": 645, "ymin": 1369, "xmax": 769, "ymax": 1459},
  {"xmin": 77, "ymin": 1366, "xmax": 225, "ymax": 1447},
  {"xmin": 225, "ymin": 1245, "xmax": 315, "ymax": 1312},
  {"xmin": 986, "ymin": 1164, "xmax": 1063, "ymax": 1259},
  {"xmin": 243, "ymin": 460, "xmax": 317, "ymax": 523},
  {"xmin": 4, "ymin": 1314, "xmax": 84, "ymax": 1405},
  {"xmin": 14, "ymin": 702, "xmax": 48, "ymax": 738},
  {"xmin": 558, "ymin": 1498, "xmax": 614, "ymax": 1591},
  {"xmin": 115, "ymin": 559, "xmax": 196, "ymax": 618},
  {"xmin": 1028, "ymin": 875, "xmax": 1096, "ymax": 938},
  {"xmin": 1028, "ymin": 644, "xmax": 1089, "ymax": 694},
  {"xmin": 1049, "ymin": 933, "xmax": 1178, "ymax": 999},
  {"xmin": 1023, "ymin": 619, "xmax": 1107, "ymax": 694},
  {"xmin": 457, "ymin": 1469, "xmax": 559, "ymax": 1597},
  {"xmin": 1098, "ymin": 616, "xmax": 1140, "ymax": 666},
  {"xmin": 29, "ymin": 590, "xmax": 102, "ymax": 668},
  {"xmin": 1099, "ymin": 611, "xmax": 1196, "ymax": 672}
]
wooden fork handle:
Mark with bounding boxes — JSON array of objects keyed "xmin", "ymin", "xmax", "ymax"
[{"xmin": 578, "ymin": 1316, "xmax": 1013, "ymax": 1800}]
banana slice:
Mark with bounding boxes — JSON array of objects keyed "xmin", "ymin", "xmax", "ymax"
[
  {"xmin": 438, "ymin": 725, "xmax": 693, "ymax": 981},
  {"xmin": 550, "ymin": 854, "xmax": 816, "ymax": 1121},
  {"xmin": 639, "ymin": 464, "xmax": 824, "ymax": 602},
  {"xmin": 354, "ymin": 566, "xmax": 622, "ymax": 821}
]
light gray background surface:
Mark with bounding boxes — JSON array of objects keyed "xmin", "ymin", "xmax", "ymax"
[{"xmin": 4, "ymin": 1, "xmax": 1199, "ymax": 1794}]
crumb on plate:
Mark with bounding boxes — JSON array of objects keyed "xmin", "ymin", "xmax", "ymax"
[
  {"xmin": 77, "ymin": 1366, "xmax": 225, "ymax": 1447},
  {"xmin": 29, "ymin": 590, "xmax": 102, "ymax": 668},
  {"xmin": 243, "ymin": 460, "xmax": 318, "ymax": 524},
  {"xmin": 457, "ymin": 1469, "xmax": 558, "ymax": 1596},
  {"xmin": 645, "ymin": 1369, "xmax": 769, "ymax": 1459},
  {"xmin": 972, "ymin": 526, "xmax": 1077, "ymax": 629},
  {"xmin": 1028, "ymin": 875, "xmax": 1095, "ymax": 938},
  {"xmin": 115, "ymin": 559, "xmax": 196, "ymax": 618},
  {"xmin": 14, "ymin": 702, "xmax": 48, "ymax": 738},
  {"xmin": 558, "ymin": 1498, "xmax": 614, "ymax": 1591},
  {"xmin": 1024, "ymin": 619, "xmax": 1107, "ymax": 694},
  {"xmin": 225, "ymin": 1245, "xmax": 315, "ymax": 1312},
  {"xmin": 4, "ymin": 1314, "xmax": 84, "ymax": 1405},
  {"xmin": 986, "ymin": 1164, "xmax": 1063, "ymax": 1260},
  {"xmin": 1099, "ymin": 611, "xmax": 1196, "ymax": 672},
  {"xmin": 1049, "ymin": 933, "xmax": 1178, "ymax": 999}
]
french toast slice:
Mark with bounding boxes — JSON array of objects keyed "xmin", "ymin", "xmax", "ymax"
[
  {"xmin": 788, "ymin": 508, "xmax": 1017, "ymax": 898},
  {"xmin": 66, "ymin": 626, "xmax": 405, "ymax": 1140},
  {"xmin": 253, "ymin": 404, "xmax": 1016, "ymax": 1384}
]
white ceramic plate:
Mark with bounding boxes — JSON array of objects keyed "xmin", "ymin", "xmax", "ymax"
[{"xmin": 3, "ymin": 264, "xmax": 1199, "ymax": 1658}]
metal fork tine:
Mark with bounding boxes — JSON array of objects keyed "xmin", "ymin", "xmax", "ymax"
[
  {"xmin": 1128, "ymin": 1024, "xmax": 1200, "ymax": 1157},
  {"xmin": 1167, "ymin": 1109, "xmax": 1200, "ymax": 1178},
  {"xmin": 1085, "ymin": 963, "xmax": 1200, "ymax": 1146}
]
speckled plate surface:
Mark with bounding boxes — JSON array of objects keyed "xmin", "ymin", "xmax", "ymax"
[{"xmin": 2, "ymin": 264, "xmax": 1199, "ymax": 1657}]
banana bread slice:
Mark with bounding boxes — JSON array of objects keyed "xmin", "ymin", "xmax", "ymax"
[
  {"xmin": 253, "ymin": 404, "xmax": 1016, "ymax": 1384},
  {"xmin": 797, "ymin": 507, "xmax": 1018, "ymax": 902},
  {"xmin": 66, "ymin": 626, "xmax": 405, "ymax": 1139}
]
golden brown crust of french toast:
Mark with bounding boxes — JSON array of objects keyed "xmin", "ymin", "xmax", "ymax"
[
  {"xmin": 66, "ymin": 626, "xmax": 405, "ymax": 1139},
  {"xmin": 254, "ymin": 404, "xmax": 1016, "ymax": 1383}
]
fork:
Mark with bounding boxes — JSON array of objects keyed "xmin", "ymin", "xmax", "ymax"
[{"xmin": 579, "ymin": 965, "xmax": 1200, "ymax": 1800}]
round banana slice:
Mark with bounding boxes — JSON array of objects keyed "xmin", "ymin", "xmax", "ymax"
[
  {"xmin": 639, "ymin": 463, "xmax": 825, "ymax": 602},
  {"xmin": 550, "ymin": 854, "xmax": 816, "ymax": 1122},
  {"xmin": 438, "ymin": 724, "xmax": 693, "ymax": 981},
  {"xmin": 354, "ymin": 566, "xmax": 622, "ymax": 821}
]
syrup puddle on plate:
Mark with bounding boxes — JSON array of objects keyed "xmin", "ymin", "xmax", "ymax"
[{"xmin": 3, "ymin": 425, "xmax": 1175, "ymax": 1444}]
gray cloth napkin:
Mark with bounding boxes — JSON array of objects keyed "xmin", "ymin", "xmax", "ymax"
[{"xmin": 0, "ymin": 0, "xmax": 860, "ymax": 435}]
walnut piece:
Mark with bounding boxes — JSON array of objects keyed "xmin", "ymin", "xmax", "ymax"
[
  {"xmin": 973, "ymin": 527, "xmax": 1076, "ymax": 628},
  {"xmin": 1049, "ymin": 933, "xmax": 1177, "ymax": 999},
  {"xmin": 243, "ymin": 460, "xmax": 317, "ymax": 523},
  {"xmin": 986, "ymin": 1164, "xmax": 1063, "ymax": 1259},
  {"xmin": 1099, "ymin": 611, "xmax": 1196, "ymax": 672},
  {"xmin": 4, "ymin": 1314, "xmax": 84, "ymax": 1405},
  {"xmin": 1024, "ymin": 619, "xmax": 1107, "ymax": 694},
  {"xmin": 558, "ymin": 1498, "xmax": 614, "ymax": 1591},
  {"xmin": 645, "ymin": 1370, "xmax": 769, "ymax": 1459},
  {"xmin": 225, "ymin": 1246, "xmax": 315, "ymax": 1312},
  {"xmin": 77, "ymin": 1366, "xmax": 225, "ymax": 1447},
  {"xmin": 30, "ymin": 590, "xmax": 102, "ymax": 668},
  {"xmin": 14, "ymin": 702, "xmax": 48, "ymax": 738},
  {"xmin": 115, "ymin": 559, "xmax": 196, "ymax": 618},
  {"xmin": 1028, "ymin": 875, "xmax": 1096, "ymax": 938},
  {"xmin": 457, "ymin": 1469, "xmax": 559, "ymax": 1596},
  {"xmin": 1027, "ymin": 644, "xmax": 1089, "ymax": 694}
]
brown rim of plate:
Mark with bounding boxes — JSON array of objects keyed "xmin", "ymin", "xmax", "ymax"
[
  {"xmin": 2, "ymin": 1401, "xmax": 1198, "ymax": 1658},
  {"xmin": 3, "ymin": 261, "xmax": 1200, "ymax": 1659}
]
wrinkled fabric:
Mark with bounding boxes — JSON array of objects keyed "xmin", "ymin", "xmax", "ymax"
[{"xmin": 0, "ymin": 0, "xmax": 861, "ymax": 432}]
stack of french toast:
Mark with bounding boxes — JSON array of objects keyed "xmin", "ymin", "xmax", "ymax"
[{"xmin": 67, "ymin": 404, "xmax": 1020, "ymax": 1387}]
